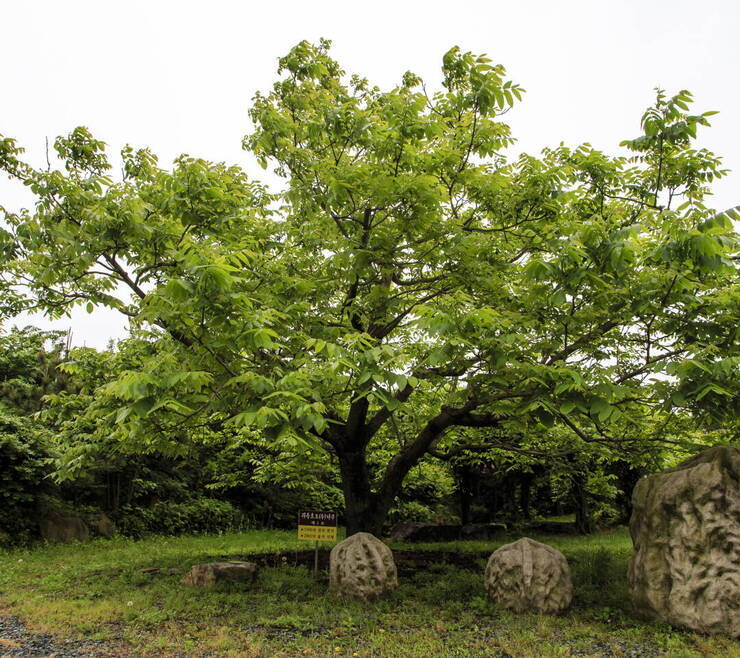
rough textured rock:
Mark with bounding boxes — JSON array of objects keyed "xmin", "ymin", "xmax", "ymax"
[
  {"xmin": 628, "ymin": 445, "xmax": 740, "ymax": 637},
  {"xmin": 39, "ymin": 512, "xmax": 90, "ymax": 543},
  {"xmin": 181, "ymin": 561, "xmax": 258, "ymax": 588},
  {"xmin": 84, "ymin": 512, "xmax": 116, "ymax": 539},
  {"xmin": 484, "ymin": 537, "xmax": 573, "ymax": 613},
  {"xmin": 329, "ymin": 532, "xmax": 398, "ymax": 601}
]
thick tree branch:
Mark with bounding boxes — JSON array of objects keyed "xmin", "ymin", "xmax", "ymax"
[
  {"xmin": 364, "ymin": 382, "xmax": 415, "ymax": 443},
  {"xmin": 375, "ymin": 398, "xmax": 501, "ymax": 504}
]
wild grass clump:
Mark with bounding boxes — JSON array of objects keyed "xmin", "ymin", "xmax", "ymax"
[
  {"xmin": 403, "ymin": 563, "xmax": 481, "ymax": 604},
  {"xmin": 257, "ymin": 566, "xmax": 322, "ymax": 599},
  {"xmin": 569, "ymin": 545, "xmax": 631, "ymax": 611}
]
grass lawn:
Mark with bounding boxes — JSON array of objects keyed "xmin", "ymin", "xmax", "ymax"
[{"xmin": 1, "ymin": 527, "xmax": 738, "ymax": 657}]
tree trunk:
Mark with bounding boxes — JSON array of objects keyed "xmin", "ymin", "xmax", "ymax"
[
  {"xmin": 335, "ymin": 400, "xmax": 476, "ymax": 536},
  {"xmin": 520, "ymin": 472, "xmax": 533, "ymax": 520},
  {"xmin": 572, "ymin": 472, "xmax": 592, "ymax": 534},
  {"xmin": 456, "ymin": 464, "xmax": 475, "ymax": 526},
  {"xmin": 343, "ymin": 499, "xmax": 390, "ymax": 537},
  {"xmin": 338, "ymin": 449, "xmax": 390, "ymax": 537},
  {"xmin": 611, "ymin": 460, "xmax": 641, "ymax": 524}
]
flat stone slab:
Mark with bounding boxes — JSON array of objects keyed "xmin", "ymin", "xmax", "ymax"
[{"xmin": 181, "ymin": 561, "xmax": 258, "ymax": 587}]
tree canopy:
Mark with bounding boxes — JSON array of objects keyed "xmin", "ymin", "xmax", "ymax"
[{"xmin": 1, "ymin": 40, "xmax": 737, "ymax": 533}]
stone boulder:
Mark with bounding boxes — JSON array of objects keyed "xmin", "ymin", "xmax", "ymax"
[
  {"xmin": 181, "ymin": 561, "xmax": 258, "ymax": 588},
  {"xmin": 628, "ymin": 446, "xmax": 740, "ymax": 637},
  {"xmin": 329, "ymin": 532, "xmax": 398, "ymax": 601},
  {"xmin": 484, "ymin": 537, "xmax": 573, "ymax": 613},
  {"xmin": 85, "ymin": 512, "xmax": 116, "ymax": 539},
  {"xmin": 39, "ymin": 511, "xmax": 90, "ymax": 543}
]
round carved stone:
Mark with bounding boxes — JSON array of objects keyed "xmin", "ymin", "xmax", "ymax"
[
  {"xmin": 484, "ymin": 537, "xmax": 573, "ymax": 613},
  {"xmin": 329, "ymin": 532, "xmax": 398, "ymax": 601},
  {"xmin": 629, "ymin": 446, "xmax": 740, "ymax": 637}
]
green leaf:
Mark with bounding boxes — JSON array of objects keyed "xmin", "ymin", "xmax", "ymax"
[{"xmin": 559, "ymin": 401, "xmax": 576, "ymax": 415}]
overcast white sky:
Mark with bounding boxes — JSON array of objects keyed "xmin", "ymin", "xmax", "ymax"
[{"xmin": 2, "ymin": 0, "xmax": 738, "ymax": 349}]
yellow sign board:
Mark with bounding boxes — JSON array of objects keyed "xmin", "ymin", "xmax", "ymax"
[
  {"xmin": 298, "ymin": 525, "xmax": 337, "ymax": 541},
  {"xmin": 298, "ymin": 511, "xmax": 337, "ymax": 542}
]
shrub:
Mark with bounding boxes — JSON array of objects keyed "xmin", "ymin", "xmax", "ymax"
[
  {"xmin": 386, "ymin": 500, "xmax": 438, "ymax": 526},
  {"xmin": 0, "ymin": 407, "xmax": 53, "ymax": 546},
  {"xmin": 115, "ymin": 497, "xmax": 247, "ymax": 538},
  {"xmin": 407, "ymin": 564, "xmax": 480, "ymax": 604},
  {"xmin": 259, "ymin": 566, "xmax": 321, "ymax": 599},
  {"xmin": 569, "ymin": 546, "xmax": 631, "ymax": 611}
]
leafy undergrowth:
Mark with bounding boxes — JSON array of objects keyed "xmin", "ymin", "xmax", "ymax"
[{"xmin": 1, "ymin": 528, "xmax": 739, "ymax": 657}]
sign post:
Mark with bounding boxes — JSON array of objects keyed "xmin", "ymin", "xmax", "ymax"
[{"xmin": 298, "ymin": 511, "xmax": 337, "ymax": 578}]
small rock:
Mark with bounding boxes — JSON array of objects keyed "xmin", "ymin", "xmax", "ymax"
[
  {"xmin": 484, "ymin": 537, "xmax": 573, "ymax": 613},
  {"xmin": 329, "ymin": 532, "xmax": 397, "ymax": 601},
  {"xmin": 181, "ymin": 561, "xmax": 258, "ymax": 587}
]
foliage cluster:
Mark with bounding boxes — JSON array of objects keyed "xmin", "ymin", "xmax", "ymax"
[
  {"xmin": 0, "ymin": 325, "xmax": 638, "ymax": 546},
  {"xmin": 0, "ymin": 406, "xmax": 52, "ymax": 546},
  {"xmin": 115, "ymin": 498, "xmax": 247, "ymax": 538},
  {"xmin": 0, "ymin": 326, "xmax": 345, "ymax": 545},
  {"xmin": 0, "ymin": 40, "xmax": 737, "ymax": 539}
]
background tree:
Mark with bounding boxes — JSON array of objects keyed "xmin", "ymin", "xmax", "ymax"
[
  {"xmin": 0, "ymin": 327, "xmax": 68, "ymax": 545},
  {"xmin": 0, "ymin": 324, "xmax": 341, "ymax": 543},
  {"xmin": 0, "ymin": 326, "xmax": 72, "ymax": 412},
  {"xmin": 44, "ymin": 334, "xmax": 342, "ymax": 530},
  {"xmin": 1, "ymin": 41, "xmax": 737, "ymax": 535}
]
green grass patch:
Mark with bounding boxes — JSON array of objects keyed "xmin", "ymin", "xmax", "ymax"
[{"xmin": 1, "ymin": 527, "xmax": 739, "ymax": 657}]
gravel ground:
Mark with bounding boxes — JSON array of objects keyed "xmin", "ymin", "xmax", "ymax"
[
  {"xmin": 569, "ymin": 640, "xmax": 662, "ymax": 656},
  {"xmin": 0, "ymin": 615, "xmax": 122, "ymax": 657},
  {"xmin": 0, "ymin": 613, "xmax": 667, "ymax": 657}
]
